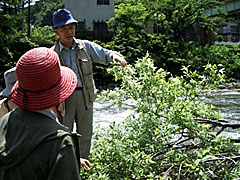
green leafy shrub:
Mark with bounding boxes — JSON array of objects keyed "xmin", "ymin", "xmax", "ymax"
[
  {"xmin": 30, "ymin": 26, "xmax": 58, "ymax": 47},
  {"xmin": 84, "ymin": 54, "xmax": 240, "ymax": 179},
  {"xmin": 185, "ymin": 43, "xmax": 240, "ymax": 80}
]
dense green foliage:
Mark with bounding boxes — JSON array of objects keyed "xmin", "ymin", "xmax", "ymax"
[
  {"xmin": 104, "ymin": 0, "xmax": 240, "ymax": 80},
  {"xmin": 83, "ymin": 55, "xmax": 240, "ymax": 179},
  {"xmin": 0, "ymin": 14, "xmax": 57, "ymax": 88},
  {"xmin": 0, "ymin": 0, "xmax": 63, "ymax": 88},
  {"xmin": 0, "ymin": 14, "xmax": 34, "ymax": 87},
  {"xmin": 114, "ymin": 0, "xmax": 226, "ymax": 41},
  {"xmin": 30, "ymin": 26, "xmax": 58, "ymax": 47},
  {"xmin": 31, "ymin": 0, "xmax": 64, "ymax": 27},
  {"xmin": 1, "ymin": 0, "xmax": 240, "ymax": 87}
]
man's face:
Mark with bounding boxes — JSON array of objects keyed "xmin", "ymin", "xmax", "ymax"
[{"xmin": 54, "ymin": 23, "xmax": 76, "ymax": 47}]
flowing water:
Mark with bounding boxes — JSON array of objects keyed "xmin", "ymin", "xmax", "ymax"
[
  {"xmin": 93, "ymin": 99, "xmax": 135, "ymax": 129},
  {"xmin": 200, "ymin": 89, "xmax": 240, "ymax": 123},
  {"xmin": 200, "ymin": 89, "xmax": 240, "ymax": 138},
  {"xmin": 93, "ymin": 89, "xmax": 240, "ymax": 138}
]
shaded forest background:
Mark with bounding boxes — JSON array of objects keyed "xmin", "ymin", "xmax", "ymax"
[{"xmin": 1, "ymin": 0, "xmax": 240, "ymax": 90}]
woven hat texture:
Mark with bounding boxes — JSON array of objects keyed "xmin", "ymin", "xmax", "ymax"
[{"xmin": 10, "ymin": 47, "xmax": 77, "ymax": 111}]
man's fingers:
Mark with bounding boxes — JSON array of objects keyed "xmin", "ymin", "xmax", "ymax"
[{"xmin": 80, "ymin": 158, "xmax": 91, "ymax": 171}]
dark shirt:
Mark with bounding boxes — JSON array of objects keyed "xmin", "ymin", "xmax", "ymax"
[{"xmin": 0, "ymin": 108, "xmax": 80, "ymax": 180}]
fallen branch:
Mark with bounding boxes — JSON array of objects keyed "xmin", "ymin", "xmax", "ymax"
[
  {"xmin": 195, "ymin": 118, "xmax": 240, "ymax": 129},
  {"xmin": 203, "ymin": 156, "xmax": 240, "ymax": 163}
]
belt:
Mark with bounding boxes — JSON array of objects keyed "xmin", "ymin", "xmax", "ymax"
[{"xmin": 76, "ymin": 87, "xmax": 83, "ymax": 90}]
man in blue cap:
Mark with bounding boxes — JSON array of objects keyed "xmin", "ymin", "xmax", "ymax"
[{"xmin": 51, "ymin": 8, "xmax": 127, "ymax": 161}]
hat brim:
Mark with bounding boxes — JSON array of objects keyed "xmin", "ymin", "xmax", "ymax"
[
  {"xmin": 0, "ymin": 86, "xmax": 14, "ymax": 96},
  {"xmin": 10, "ymin": 66, "xmax": 77, "ymax": 111},
  {"xmin": 53, "ymin": 19, "xmax": 78, "ymax": 29}
]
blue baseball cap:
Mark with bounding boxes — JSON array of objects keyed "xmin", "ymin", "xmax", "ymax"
[{"xmin": 53, "ymin": 8, "xmax": 78, "ymax": 29}]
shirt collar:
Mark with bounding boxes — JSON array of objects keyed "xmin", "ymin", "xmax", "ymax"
[
  {"xmin": 35, "ymin": 109, "xmax": 57, "ymax": 120},
  {"xmin": 59, "ymin": 38, "xmax": 77, "ymax": 52}
]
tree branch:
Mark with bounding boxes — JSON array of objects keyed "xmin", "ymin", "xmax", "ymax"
[
  {"xmin": 195, "ymin": 118, "xmax": 240, "ymax": 129},
  {"xmin": 203, "ymin": 156, "xmax": 240, "ymax": 163}
]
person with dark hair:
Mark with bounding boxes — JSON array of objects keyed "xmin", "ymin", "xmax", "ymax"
[
  {"xmin": 51, "ymin": 8, "xmax": 127, "ymax": 160},
  {"xmin": 0, "ymin": 47, "xmax": 81, "ymax": 180}
]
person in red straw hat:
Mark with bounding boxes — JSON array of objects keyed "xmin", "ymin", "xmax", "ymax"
[{"xmin": 0, "ymin": 47, "xmax": 81, "ymax": 180}]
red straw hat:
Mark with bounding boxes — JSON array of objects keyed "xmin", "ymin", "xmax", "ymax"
[{"xmin": 10, "ymin": 47, "xmax": 77, "ymax": 111}]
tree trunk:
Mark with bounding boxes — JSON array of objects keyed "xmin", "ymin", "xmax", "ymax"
[
  {"xmin": 3, "ymin": 0, "xmax": 6, "ymax": 14},
  {"xmin": 22, "ymin": 0, "xmax": 25, "ymax": 33},
  {"xmin": 27, "ymin": 0, "xmax": 31, "ymax": 37}
]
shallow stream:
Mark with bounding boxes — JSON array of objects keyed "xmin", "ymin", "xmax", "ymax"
[{"xmin": 93, "ymin": 89, "xmax": 240, "ymax": 138}]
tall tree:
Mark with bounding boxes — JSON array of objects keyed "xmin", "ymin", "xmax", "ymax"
[
  {"xmin": 106, "ymin": 0, "xmax": 229, "ymax": 76},
  {"xmin": 31, "ymin": 0, "xmax": 64, "ymax": 27},
  {"xmin": 112, "ymin": 0, "xmax": 226, "ymax": 41},
  {"xmin": 22, "ymin": 0, "xmax": 25, "ymax": 32},
  {"xmin": 27, "ymin": 0, "xmax": 31, "ymax": 37}
]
